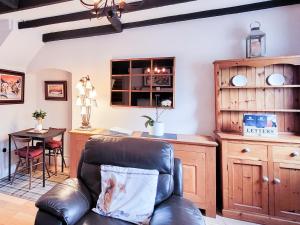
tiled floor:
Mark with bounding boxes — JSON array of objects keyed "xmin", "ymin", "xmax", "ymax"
[
  {"xmin": 205, "ymin": 214, "xmax": 260, "ymax": 225},
  {"xmin": 0, "ymin": 167, "xmax": 69, "ymax": 201}
]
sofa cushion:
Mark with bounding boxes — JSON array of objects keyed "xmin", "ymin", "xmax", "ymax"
[{"xmin": 79, "ymin": 136, "xmax": 174, "ymax": 207}]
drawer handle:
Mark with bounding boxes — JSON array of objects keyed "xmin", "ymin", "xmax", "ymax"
[
  {"xmin": 242, "ymin": 148, "xmax": 251, "ymax": 153},
  {"xmin": 273, "ymin": 178, "xmax": 281, "ymax": 184},
  {"xmin": 290, "ymin": 151, "xmax": 299, "ymax": 157},
  {"xmin": 262, "ymin": 176, "xmax": 269, "ymax": 183}
]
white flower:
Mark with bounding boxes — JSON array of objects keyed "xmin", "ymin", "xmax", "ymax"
[{"xmin": 161, "ymin": 99, "xmax": 172, "ymax": 107}]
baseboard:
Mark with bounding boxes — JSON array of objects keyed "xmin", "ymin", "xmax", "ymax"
[{"xmin": 222, "ymin": 209, "xmax": 300, "ymax": 225}]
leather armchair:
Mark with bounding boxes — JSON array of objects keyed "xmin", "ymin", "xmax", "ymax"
[{"xmin": 35, "ymin": 136, "xmax": 205, "ymax": 225}]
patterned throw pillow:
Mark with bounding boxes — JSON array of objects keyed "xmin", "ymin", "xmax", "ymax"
[{"xmin": 93, "ymin": 165, "xmax": 159, "ymax": 225}]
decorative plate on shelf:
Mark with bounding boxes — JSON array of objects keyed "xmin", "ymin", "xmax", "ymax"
[
  {"xmin": 267, "ymin": 73, "xmax": 285, "ymax": 86},
  {"xmin": 231, "ymin": 75, "xmax": 248, "ymax": 87}
]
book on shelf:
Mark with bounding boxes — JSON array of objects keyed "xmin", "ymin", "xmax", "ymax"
[{"xmin": 243, "ymin": 114, "xmax": 278, "ymax": 137}]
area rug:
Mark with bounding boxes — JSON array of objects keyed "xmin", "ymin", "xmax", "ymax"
[{"xmin": 0, "ymin": 171, "xmax": 69, "ymax": 202}]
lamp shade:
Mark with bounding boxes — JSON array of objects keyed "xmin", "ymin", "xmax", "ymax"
[
  {"xmin": 79, "ymin": 88, "xmax": 85, "ymax": 96},
  {"xmin": 86, "ymin": 80, "xmax": 92, "ymax": 89},
  {"xmin": 76, "ymin": 81, "xmax": 83, "ymax": 90},
  {"xmin": 89, "ymin": 89, "xmax": 97, "ymax": 98},
  {"xmin": 81, "ymin": 106, "xmax": 87, "ymax": 115},
  {"xmin": 85, "ymin": 98, "xmax": 91, "ymax": 106},
  {"xmin": 76, "ymin": 97, "xmax": 82, "ymax": 106}
]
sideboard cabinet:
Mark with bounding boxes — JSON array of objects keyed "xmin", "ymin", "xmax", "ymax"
[
  {"xmin": 69, "ymin": 129, "xmax": 218, "ymax": 217},
  {"xmin": 214, "ymin": 55, "xmax": 300, "ymax": 225}
]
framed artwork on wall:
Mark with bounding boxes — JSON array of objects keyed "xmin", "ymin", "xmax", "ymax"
[
  {"xmin": 45, "ymin": 81, "xmax": 67, "ymax": 101},
  {"xmin": 0, "ymin": 69, "xmax": 25, "ymax": 105}
]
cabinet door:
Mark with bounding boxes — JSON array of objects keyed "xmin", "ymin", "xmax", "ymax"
[
  {"xmin": 69, "ymin": 133, "xmax": 91, "ymax": 178},
  {"xmin": 273, "ymin": 162, "xmax": 300, "ymax": 221},
  {"xmin": 228, "ymin": 158, "xmax": 269, "ymax": 214},
  {"xmin": 174, "ymin": 149, "xmax": 206, "ymax": 206}
]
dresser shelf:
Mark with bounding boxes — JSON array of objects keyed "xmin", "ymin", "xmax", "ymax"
[
  {"xmin": 220, "ymin": 85, "xmax": 300, "ymax": 89},
  {"xmin": 220, "ymin": 108, "xmax": 300, "ymax": 113}
]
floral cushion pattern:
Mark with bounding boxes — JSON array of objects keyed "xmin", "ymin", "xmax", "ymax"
[{"xmin": 93, "ymin": 165, "xmax": 159, "ymax": 225}]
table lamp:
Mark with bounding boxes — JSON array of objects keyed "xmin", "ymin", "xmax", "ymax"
[{"xmin": 76, "ymin": 75, "xmax": 97, "ymax": 130}]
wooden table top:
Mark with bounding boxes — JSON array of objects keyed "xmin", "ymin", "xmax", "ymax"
[
  {"xmin": 9, "ymin": 128, "xmax": 66, "ymax": 139},
  {"xmin": 69, "ymin": 129, "xmax": 218, "ymax": 147}
]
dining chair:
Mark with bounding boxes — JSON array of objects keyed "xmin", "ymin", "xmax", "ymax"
[
  {"xmin": 11, "ymin": 135, "xmax": 50, "ymax": 189},
  {"xmin": 37, "ymin": 127, "xmax": 67, "ymax": 175}
]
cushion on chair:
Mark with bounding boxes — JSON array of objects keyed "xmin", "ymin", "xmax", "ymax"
[
  {"xmin": 93, "ymin": 165, "xmax": 159, "ymax": 225},
  {"xmin": 16, "ymin": 146, "xmax": 43, "ymax": 158},
  {"xmin": 36, "ymin": 140, "xmax": 62, "ymax": 149}
]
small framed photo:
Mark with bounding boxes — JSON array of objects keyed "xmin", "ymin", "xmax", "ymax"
[
  {"xmin": 45, "ymin": 81, "xmax": 67, "ymax": 101},
  {"xmin": 144, "ymin": 76, "xmax": 171, "ymax": 87},
  {"xmin": 0, "ymin": 69, "xmax": 25, "ymax": 105}
]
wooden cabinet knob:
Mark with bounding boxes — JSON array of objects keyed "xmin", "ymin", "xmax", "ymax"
[
  {"xmin": 242, "ymin": 148, "xmax": 251, "ymax": 153},
  {"xmin": 273, "ymin": 178, "xmax": 281, "ymax": 184},
  {"xmin": 262, "ymin": 176, "xmax": 269, "ymax": 183},
  {"xmin": 290, "ymin": 151, "xmax": 299, "ymax": 157}
]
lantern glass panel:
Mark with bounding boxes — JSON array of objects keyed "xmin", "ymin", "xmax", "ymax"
[{"xmin": 246, "ymin": 22, "xmax": 266, "ymax": 58}]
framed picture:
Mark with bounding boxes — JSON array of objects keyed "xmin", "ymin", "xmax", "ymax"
[
  {"xmin": 45, "ymin": 81, "xmax": 67, "ymax": 101},
  {"xmin": 144, "ymin": 76, "xmax": 171, "ymax": 87},
  {"xmin": 0, "ymin": 69, "xmax": 25, "ymax": 105}
]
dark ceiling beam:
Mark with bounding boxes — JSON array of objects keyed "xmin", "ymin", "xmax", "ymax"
[
  {"xmin": 0, "ymin": 0, "xmax": 72, "ymax": 14},
  {"xmin": 43, "ymin": 0, "xmax": 300, "ymax": 42},
  {"xmin": 0, "ymin": 0, "xmax": 19, "ymax": 9},
  {"xmin": 43, "ymin": 25, "xmax": 120, "ymax": 42},
  {"xmin": 19, "ymin": 0, "xmax": 195, "ymax": 29}
]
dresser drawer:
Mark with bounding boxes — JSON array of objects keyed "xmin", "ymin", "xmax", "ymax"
[
  {"xmin": 272, "ymin": 146, "xmax": 300, "ymax": 163},
  {"xmin": 227, "ymin": 142, "xmax": 268, "ymax": 161}
]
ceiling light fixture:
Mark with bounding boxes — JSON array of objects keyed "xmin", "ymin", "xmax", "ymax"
[{"xmin": 80, "ymin": 0, "xmax": 127, "ymax": 19}]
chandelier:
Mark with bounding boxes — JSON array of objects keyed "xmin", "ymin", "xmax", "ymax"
[{"xmin": 80, "ymin": 0, "xmax": 127, "ymax": 19}]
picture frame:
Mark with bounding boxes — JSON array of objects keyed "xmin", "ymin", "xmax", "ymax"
[
  {"xmin": 45, "ymin": 81, "xmax": 67, "ymax": 101},
  {"xmin": 0, "ymin": 69, "xmax": 25, "ymax": 105},
  {"xmin": 144, "ymin": 76, "xmax": 171, "ymax": 87}
]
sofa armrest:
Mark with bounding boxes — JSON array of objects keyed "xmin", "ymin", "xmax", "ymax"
[
  {"xmin": 151, "ymin": 196, "xmax": 205, "ymax": 225},
  {"xmin": 35, "ymin": 178, "xmax": 92, "ymax": 225},
  {"xmin": 35, "ymin": 210, "xmax": 63, "ymax": 225},
  {"xmin": 173, "ymin": 158, "xmax": 183, "ymax": 197}
]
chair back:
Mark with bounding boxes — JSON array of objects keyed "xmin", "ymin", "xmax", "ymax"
[
  {"xmin": 48, "ymin": 127, "xmax": 66, "ymax": 141},
  {"xmin": 11, "ymin": 135, "xmax": 32, "ymax": 161},
  {"xmin": 78, "ymin": 136, "xmax": 175, "ymax": 207}
]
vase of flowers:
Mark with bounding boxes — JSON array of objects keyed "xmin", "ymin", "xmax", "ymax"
[
  {"xmin": 32, "ymin": 110, "xmax": 47, "ymax": 131},
  {"xmin": 142, "ymin": 99, "xmax": 172, "ymax": 137}
]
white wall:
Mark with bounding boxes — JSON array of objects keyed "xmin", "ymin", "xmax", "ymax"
[
  {"xmin": 35, "ymin": 69, "xmax": 72, "ymax": 163},
  {"xmin": 28, "ymin": 5, "xmax": 300, "ymax": 136},
  {"xmin": 0, "ymin": 21, "xmax": 44, "ymax": 178}
]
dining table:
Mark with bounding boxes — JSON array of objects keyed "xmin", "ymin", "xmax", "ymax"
[{"xmin": 8, "ymin": 128, "xmax": 65, "ymax": 187}]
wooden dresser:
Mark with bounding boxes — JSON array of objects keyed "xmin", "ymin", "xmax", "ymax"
[
  {"xmin": 214, "ymin": 56, "xmax": 300, "ymax": 225},
  {"xmin": 69, "ymin": 129, "xmax": 218, "ymax": 217}
]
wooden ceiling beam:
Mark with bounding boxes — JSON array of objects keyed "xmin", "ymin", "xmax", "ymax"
[
  {"xmin": 42, "ymin": 0, "xmax": 300, "ymax": 42},
  {"xmin": 43, "ymin": 25, "xmax": 120, "ymax": 42},
  {"xmin": 0, "ymin": 0, "xmax": 72, "ymax": 14},
  {"xmin": 19, "ymin": 0, "xmax": 195, "ymax": 29}
]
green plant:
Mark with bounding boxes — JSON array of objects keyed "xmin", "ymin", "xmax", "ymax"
[
  {"xmin": 32, "ymin": 110, "xmax": 47, "ymax": 119},
  {"xmin": 142, "ymin": 115, "xmax": 154, "ymax": 128},
  {"xmin": 141, "ymin": 99, "xmax": 172, "ymax": 128}
]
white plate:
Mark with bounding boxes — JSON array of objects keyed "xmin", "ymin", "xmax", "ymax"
[
  {"xmin": 231, "ymin": 75, "xmax": 248, "ymax": 87},
  {"xmin": 267, "ymin": 73, "xmax": 285, "ymax": 86}
]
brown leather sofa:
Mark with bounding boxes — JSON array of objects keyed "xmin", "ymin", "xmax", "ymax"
[{"xmin": 34, "ymin": 136, "xmax": 205, "ymax": 225}]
